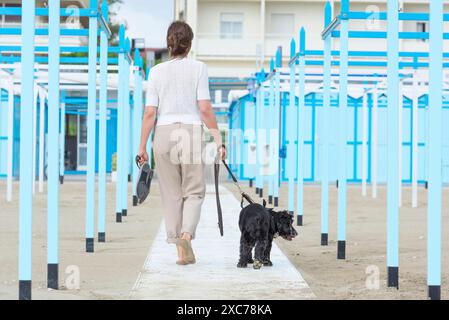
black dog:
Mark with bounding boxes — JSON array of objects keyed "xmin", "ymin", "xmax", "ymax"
[{"xmin": 237, "ymin": 201, "xmax": 298, "ymax": 269}]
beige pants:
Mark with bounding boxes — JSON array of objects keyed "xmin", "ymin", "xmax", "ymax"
[{"xmin": 153, "ymin": 123, "xmax": 206, "ymax": 244}]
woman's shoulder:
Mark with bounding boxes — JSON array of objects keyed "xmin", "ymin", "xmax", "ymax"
[
  {"xmin": 184, "ymin": 58, "xmax": 207, "ymax": 69},
  {"xmin": 149, "ymin": 61, "xmax": 167, "ymax": 73},
  {"xmin": 149, "ymin": 58, "xmax": 207, "ymax": 77},
  {"xmin": 147, "ymin": 63, "xmax": 164, "ymax": 80}
]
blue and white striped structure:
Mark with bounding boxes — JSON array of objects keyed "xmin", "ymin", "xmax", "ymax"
[
  {"xmin": 0, "ymin": 1, "xmax": 143, "ymax": 300},
  {"xmin": 229, "ymin": 0, "xmax": 447, "ymax": 300},
  {"xmin": 427, "ymin": 0, "xmax": 444, "ymax": 301},
  {"xmin": 18, "ymin": 0, "xmax": 36, "ymax": 301}
]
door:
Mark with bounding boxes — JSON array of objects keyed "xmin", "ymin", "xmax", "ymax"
[{"xmin": 77, "ymin": 115, "xmax": 88, "ymax": 171}]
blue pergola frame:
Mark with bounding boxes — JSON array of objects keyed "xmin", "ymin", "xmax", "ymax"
[
  {"xmin": 229, "ymin": 0, "xmax": 446, "ymax": 300},
  {"xmin": 320, "ymin": 0, "xmax": 445, "ymax": 299},
  {"xmin": 0, "ymin": 0, "xmax": 144, "ymax": 300}
]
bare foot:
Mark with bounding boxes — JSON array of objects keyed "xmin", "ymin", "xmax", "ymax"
[
  {"xmin": 178, "ymin": 239, "xmax": 196, "ymax": 264},
  {"xmin": 176, "ymin": 244, "xmax": 187, "ymax": 265}
]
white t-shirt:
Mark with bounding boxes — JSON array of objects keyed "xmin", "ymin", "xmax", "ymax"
[{"xmin": 145, "ymin": 57, "xmax": 211, "ymax": 126}]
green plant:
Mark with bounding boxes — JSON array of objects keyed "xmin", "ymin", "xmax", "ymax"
[{"xmin": 112, "ymin": 153, "xmax": 117, "ymax": 172}]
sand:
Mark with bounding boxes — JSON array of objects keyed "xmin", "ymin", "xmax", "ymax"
[
  {"xmin": 229, "ymin": 182, "xmax": 449, "ymax": 300},
  {"xmin": 0, "ymin": 180, "xmax": 163, "ymax": 300},
  {"xmin": 1, "ymin": 178, "xmax": 448, "ymax": 300}
]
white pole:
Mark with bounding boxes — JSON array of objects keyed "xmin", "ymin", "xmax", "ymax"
[
  {"xmin": 32, "ymin": 84, "xmax": 38, "ymax": 195},
  {"xmin": 361, "ymin": 92, "xmax": 368, "ymax": 196},
  {"xmin": 38, "ymin": 89, "xmax": 45, "ymax": 193},
  {"xmin": 412, "ymin": 73, "xmax": 419, "ymax": 208},
  {"xmin": 6, "ymin": 76, "xmax": 14, "ymax": 202},
  {"xmin": 398, "ymin": 84, "xmax": 403, "ymax": 207},
  {"xmin": 371, "ymin": 87, "xmax": 378, "ymax": 198}
]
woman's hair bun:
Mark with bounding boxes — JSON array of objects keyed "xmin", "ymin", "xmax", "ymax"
[{"xmin": 167, "ymin": 21, "xmax": 194, "ymax": 57}]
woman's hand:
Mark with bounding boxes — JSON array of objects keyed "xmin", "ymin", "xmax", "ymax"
[
  {"xmin": 138, "ymin": 106, "xmax": 157, "ymax": 165},
  {"xmin": 138, "ymin": 149, "xmax": 149, "ymax": 165},
  {"xmin": 218, "ymin": 144, "xmax": 227, "ymax": 161}
]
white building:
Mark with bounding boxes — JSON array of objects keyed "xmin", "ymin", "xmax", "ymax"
[{"xmin": 175, "ymin": 0, "xmax": 443, "ymax": 85}]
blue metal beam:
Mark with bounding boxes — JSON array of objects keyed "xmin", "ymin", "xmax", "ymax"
[
  {"xmin": 296, "ymin": 27, "xmax": 306, "ymax": 226},
  {"xmin": 97, "ymin": 0, "xmax": 109, "ymax": 243},
  {"xmin": 427, "ymin": 0, "xmax": 443, "ymax": 301},
  {"xmin": 386, "ymin": 0, "xmax": 400, "ymax": 289},
  {"xmin": 18, "ymin": 0, "xmax": 35, "ymax": 301},
  {"xmin": 46, "ymin": 0, "xmax": 61, "ymax": 291},
  {"xmin": 85, "ymin": 0, "xmax": 98, "ymax": 253},
  {"xmin": 337, "ymin": 0, "xmax": 349, "ymax": 260},
  {"xmin": 320, "ymin": 1, "xmax": 332, "ymax": 246},
  {"xmin": 0, "ymin": 7, "xmax": 96, "ymax": 17},
  {"xmin": 287, "ymin": 38, "xmax": 296, "ymax": 215}
]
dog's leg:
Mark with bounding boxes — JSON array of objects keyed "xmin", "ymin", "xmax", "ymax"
[
  {"xmin": 237, "ymin": 236, "xmax": 253, "ymax": 268},
  {"xmin": 263, "ymin": 235, "xmax": 274, "ymax": 266},
  {"xmin": 253, "ymin": 239, "xmax": 268, "ymax": 270},
  {"xmin": 246, "ymin": 242, "xmax": 254, "ymax": 264}
]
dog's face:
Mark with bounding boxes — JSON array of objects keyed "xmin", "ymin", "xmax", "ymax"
[{"xmin": 271, "ymin": 210, "xmax": 298, "ymax": 241}]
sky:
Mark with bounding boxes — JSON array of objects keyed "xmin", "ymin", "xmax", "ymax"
[{"xmin": 113, "ymin": 0, "xmax": 175, "ymax": 48}]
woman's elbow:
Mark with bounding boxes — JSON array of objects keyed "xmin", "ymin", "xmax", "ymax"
[
  {"xmin": 144, "ymin": 106, "xmax": 157, "ymax": 120},
  {"xmin": 198, "ymin": 100, "xmax": 212, "ymax": 116}
]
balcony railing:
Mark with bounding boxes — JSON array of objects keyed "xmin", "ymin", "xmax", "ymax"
[
  {"xmin": 197, "ymin": 33, "xmax": 261, "ymax": 58},
  {"xmin": 197, "ymin": 32, "xmax": 298, "ymax": 59}
]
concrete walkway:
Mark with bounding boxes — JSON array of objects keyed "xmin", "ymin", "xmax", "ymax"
[{"xmin": 130, "ymin": 185, "xmax": 314, "ymax": 300}]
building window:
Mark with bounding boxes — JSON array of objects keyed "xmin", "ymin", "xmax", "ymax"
[
  {"xmin": 270, "ymin": 14, "xmax": 294, "ymax": 36},
  {"xmin": 220, "ymin": 13, "xmax": 243, "ymax": 39},
  {"xmin": 417, "ymin": 22, "xmax": 428, "ymax": 42},
  {"xmin": 1, "ymin": 3, "xmax": 21, "ymax": 25}
]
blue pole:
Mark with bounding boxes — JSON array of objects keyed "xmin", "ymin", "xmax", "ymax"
[
  {"xmin": 47, "ymin": 0, "xmax": 60, "ymax": 290},
  {"xmin": 321, "ymin": 1, "xmax": 332, "ymax": 246},
  {"xmin": 255, "ymin": 72, "xmax": 261, "ymax": 196},
  {"xmin": 132, "ymin": 50, "xmax": 143, "ymax": 206},
  {"xmin": 261, "ymin": 71, "xmax": 267, "ymax": 198},
  {"xmin": 98, "ymin": 0, "xmax": 109, "ymax": 243},
  {"xmin": 288, "ymin": 39, "xmax": 296, "ymax": 215},
  {"xmin": 115, "ymin": 25, "xmax": 125, "ymax": 223},
  {"xmin": 85, "ymin": 0, "xmax": 98, "ymax": 253},
  {"xmin": 239, "ymin": 101, "xmax": 245, "ymax": 179},
  {"xmin": 121, "ymin": 38, "xmax": 131, "ymax": 217},
  {"xmin": 18, "ymin": 0, "xmax": 35, "ymax": 301},
  {"xmin": 268, "ymin": 59, "xmax": 275, "ymax": 204},
  {"xmin": 337, "ymin": 0, "xmax": 349, "ymax": 259},
  {"xmin": 296, "ymin": 27, "xmax": 306, "ymax": 226},
  {"xmin": 427, "ymin": 0, "xmax": 443, "ymax": 301},
  {"xmin": 59, "ymin": 91, "xmax": 66, "ymax": 183},
  {"xmin": 256, "ymin": 70, "xmax": 265, "ymax": 198},
  {"xmin": 273, "ymin": 49, "xmax": 282, "ymax": 207},
  {"xmin": 386, "ymin": 0, "xmax": 399, "ymax": 287}
]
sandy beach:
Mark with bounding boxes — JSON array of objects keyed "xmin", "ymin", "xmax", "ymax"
[
  {"xmin": 0, "ymin": 179, "xmax": 448, "ymax": 300},
  {"xmin": 0, "ymin": 181, "xmax": 163, "ymax": 300},
  {"xmin": 229, "ymin": 182, "xmax": 449, "ymax": 300}
]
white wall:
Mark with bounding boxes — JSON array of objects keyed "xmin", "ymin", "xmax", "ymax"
[
  {"xmin": 197, "ymin": 0, "xmax": 262, "ymax": 59},
  {"xmin": 188, "ymin": 0, "xmax": 448, "ymax": 78}
]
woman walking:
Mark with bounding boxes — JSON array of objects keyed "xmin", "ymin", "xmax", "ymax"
[{"xmin": 138, "ymin": 21, "xmax": 226, "ymax": 265}]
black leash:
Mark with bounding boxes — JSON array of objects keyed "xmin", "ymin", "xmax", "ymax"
[
  {"xmin": 221, "ymin": 160, "xmax": 255, "ymax": 205},
  {"xmin": 214, "ymin": 162, "xmax": 224, "ymax": 237},
  {"xmin": 214, "ymin": 160, "xmax": 256, "ymax": 237}
]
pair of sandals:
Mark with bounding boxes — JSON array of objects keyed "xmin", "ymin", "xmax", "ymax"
[{"xmin": 176, "ymin": 239, "xmax": 196, "ymax": 265}]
